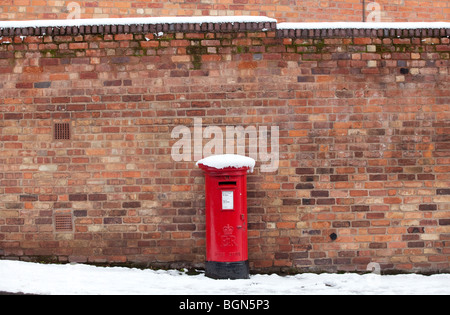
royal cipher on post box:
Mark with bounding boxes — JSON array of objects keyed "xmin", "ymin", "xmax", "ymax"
[{"xmin": 197, "ymin": 154, "xmax": 255, "ymax": 280}]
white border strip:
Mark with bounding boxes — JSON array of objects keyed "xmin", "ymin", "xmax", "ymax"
[
  {"xmin": 0, "ymin": 16, "xmax": 277, "ymax": 29},
  {"xmin": 277, "ymin": 22, "xmax": 450, "ymax": 30}
]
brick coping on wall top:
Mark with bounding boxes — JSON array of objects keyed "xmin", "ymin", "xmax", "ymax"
[{"xmin": 0, "ymin": 16, "xmax": 449, "ymax": 38}]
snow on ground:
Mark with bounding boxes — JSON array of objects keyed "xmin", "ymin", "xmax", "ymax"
[{"xmin": 1, "ymin": 260, "xmax": 449, "ymax": 295}]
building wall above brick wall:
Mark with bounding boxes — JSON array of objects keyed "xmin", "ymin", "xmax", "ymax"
[{"xmin": 0, "ymin": 0, "xmax": 449, "ymax": 23}]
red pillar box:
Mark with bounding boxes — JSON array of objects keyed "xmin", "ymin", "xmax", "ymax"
[{"xmin": 197, "ymin": 154, "xmax": 255, "ymax": 279}]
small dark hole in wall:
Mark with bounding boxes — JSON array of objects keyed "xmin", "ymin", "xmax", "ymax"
[
  {"xmin": 400, "ymin": 68, "xmax": 409, "ymax": 75},
  {"xmin": 330, "ymin": 233, "xmax": 338, "ymax": 241}
]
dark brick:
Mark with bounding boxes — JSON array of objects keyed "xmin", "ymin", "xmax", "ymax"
[
  {"xmin": 173, "ymin": 201, "xmax": 192, "ymax": 207},
  {"xmin": 104, "ymin": 80, "xmax": 122, "ymax": 86},
  {"xmin": 20, "ymin": 194, "xmax": 38, "ymax": 201},
  {"xmin": 39, "ymin": 195, "xmax": 58, "ymax": 201},
  {"xmin": 170, "ymin": 70, "xmax": 190, "ymax": 77},
  {"xmin": 80, "ymin": 72, "xmax": 98, "ymax": 80},
  {"xmin": 419, "ymin": 204, "xmax": 437, "ymax": 211},
  {"xmin": 300, "ymin": 176, "xmax": 318, "ymax": 182},
  {"xmin": 333, "ymin": 221, "xmax": 350, "ymax": 228},
  {"xmin": 6, "ymin": 218, "xmax": 24, "ymax": 225},
  {"xmin": 178, "ymin": 208, "xmax": 197, "ymax": 216},
  {"xmin": 331, "ymin": 53, "xmax": 351, "ymax": 60},
  {"xmin": 398, "ymin": 159, "xmax": 416, "ymax": 166},
  {"xmin": 400, "ymin": 67, "xmax": 410, "ymax": 75},
  {"xmin": 178, "ymin": 224, "xmax": 196, "ymax": 231},
  {"xmin": 34, "ymin": 81, "xmax": 51, "ymax": 88},
  {"xmin": 408, "ymin": 241, "xmax": 425, "ymax": 248},
  {"xmin": 420, "ymin": 219, "xmax": 437, "ymax": 226},
  {"xmin": 247, "ymin": 191, "xmax": 265, "ymax": 199},
  {"xmin": 352, "ymin": 221, "xmax": 370, "ymax": 227},
  {"xmin": 89, "ymin": 194, "xmax": 107, "ymax": 201},
  {"xmin": 352, "ymin": 205, "xmax": 370, "ymax": 212},
  {"xmin": 104, "ymin": 218, "xmax": 122, "ymax": 224},
  {"xmin": 436, "ymin": 143, "xmax": 450, "ymax": 151},
  {"xmin": 290, "ymin": 252, "xmax": 308, "ymax": 259},
  {"xmin": 398, "ymin": 174, "xmax": 415, "ymax": 181},
  {"xmin": 5, "ymin": 203, "xmax": 22, "ymax": 209},
  {"xmin": 35, "ymin": 218, "xmax": 52, "ymax": 224},
  {"xmin": 122, "ymin": 201, "xmax": 141, "ymax": 208},
  {"xmin": 296, "ymin": 168, "xmax": 314, "ymax": 175},
  {"xmin": 334, "ymin": 258, "xmax": 352, "ymax": 265},
  {"xmin": 158, "ymin": 224, "xmax": 176, "ymax": 232},
  {"xmin": 110, "ymin": 210, "xmax": 127, "ymax": 216},
  {"xmin": 417, "ymin": 174, "xmax": 435, "ymax": 180},
  {"xmin": 338, "ymin": 251, "xmax": 356, "ymax": 258},
  {"xmin": 403, "ymin": 235, "xmax": 419, "ymax": 241},
  {"xmin": 317, "ymin": 168, "xmax": 334, "ymax": 174},
  {"xmin": 297, "ymin": 76, "xmax": 315, "ymax": 83},
  {"xmin": 368, "ymin": 129, "xmax": 385, "ymax": 136},
  {"xmin": 335, "ymin": 90, "xmax": 353, "ymax": 98},
  {"xmin": 111, "ymin": 56, "xmax": 130, "ymax": 64},
  {"xmin": 248, "ymin": 222, "xmax": 266, "ymax": 230},
  {"xmin": 4, "ymin": 113, "xmax": 23, "ymax": 120},
  {"xmin": 439, "ymin": 219, "xmax": 450, "ymax": 226},
  {"xmin": 283, "ymin": 199, "xmax": 302, "ymax": 205},
  {"xmin": 53, "ymin": 202, "xmax": 72, "ymax": 209},
  {"xmin": 16, "ymin": 82, "xmax": 33, "ymax": 89},
  {"xmin": 275, "ymin": 252, "xmax": 289, "ymax": 260},
  {"xmin": 311, "ymin": 190, "xmax": 329, "ymax": 197},
  {"xmin": 302, "ymin": 198, "xmax": 316, "ymax": 205},
  {"xmin": 40, "ymin": 58, "xmax": 59, "ymax": 66},
  {"xmin": 386, "ymin": 167, "xmax": 403, "ymax": 173},
  {"xmin": 296, "ymin": 183, "xmax": 314, "ymax": 190},
  {"xmin": 437, "ymin": 189, "xmax": 450, "ymax": 195},
  {"xmin": 122, "ymin": 95, "xmax": 142, "ymax": 102},
  {"xmin": 316, "ymin": 198, "xmax": 335, "ymax": 205},
  {"xmin": 314, "ymin": 258, "xmax": 332, "ymax": 265},
  {"xmin": 433, "ymin": 134, "xmax": 450, "ymax": 142},
  {"xmin": 69, "ymin": 194, "xmax": 87, "ymax": 201},
  {"xmin": 407, "ymin": 227, "xmax": 425, "ymax": 233},
  {"xmin": 370, "ymin": 243, "xmax": 387, "ymax": 249},
  {"xmin": 0, "ymin": 52, "xmax": 14, "ymax": 59},
  {"xmin": 331, "ymin": 175, "xmax": 348, "ymax": 182},
  {"xmin": 74, "ymin": 210, "xmax": 87, "ymax": 217}
]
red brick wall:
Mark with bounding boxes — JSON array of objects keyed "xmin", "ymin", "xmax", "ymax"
[
  {"xmin": 0, "ymin": 22, "xmax": 449, "ymax": 273},
  {"xmin": 0, "ymin": 0, "xmax": 449, "ymax": 23}
]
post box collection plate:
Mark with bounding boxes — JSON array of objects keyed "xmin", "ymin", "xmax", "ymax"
[{"xmin": 222, "ymin": 191, "xmax": 234, "ymax": 210}]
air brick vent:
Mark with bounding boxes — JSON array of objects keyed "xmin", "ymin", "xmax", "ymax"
[
  {"xmin": 55, "ymin": 214, "xmax": 73, "ymax": 232},
  {"xmin": 54, "ymin": 123, "xmax": 70, "ymax": 140}
]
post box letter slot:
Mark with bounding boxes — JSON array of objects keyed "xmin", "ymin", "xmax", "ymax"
[
  {"xmin": 219, "ymin": 181, "xmax": 237, "ymax": 186},
  {"xmin": 222, "ymin": 191, "xmax": 234, "ymax": 210}
]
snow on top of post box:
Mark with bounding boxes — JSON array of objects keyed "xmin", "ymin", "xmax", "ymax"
[{"xmin": 196, "ymin": 154, "xmax": 256, "ymax": 173}]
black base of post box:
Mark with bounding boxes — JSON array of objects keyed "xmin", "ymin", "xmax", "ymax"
[{"xmin": 205, "ymin": 261, "xmax": 249, "ymax": 280}]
